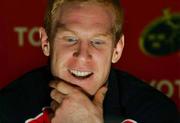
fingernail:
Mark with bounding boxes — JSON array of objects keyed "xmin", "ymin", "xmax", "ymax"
[{"xmin": 49, "ymin": 81, "xmax": 56, "ymax": 88}]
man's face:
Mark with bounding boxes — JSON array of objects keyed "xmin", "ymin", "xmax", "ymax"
[{"xmin": 41, "ymin": 2, "xmax": 124, "ymax": 95}]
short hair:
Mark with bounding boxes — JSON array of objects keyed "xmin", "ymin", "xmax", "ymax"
[{"xmin": 44, "ymin": 0, "xmax": 124, "ymax": 43}]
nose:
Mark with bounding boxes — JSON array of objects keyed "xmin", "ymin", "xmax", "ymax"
[{"xmin": 73, "ymin": 41, "xmax": 92, "ymax": 61}]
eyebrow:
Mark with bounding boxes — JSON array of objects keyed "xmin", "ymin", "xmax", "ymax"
[
  {"xmin": 54, "ymin": 22, "xmax": 75, "ymax": 34},
  {"xmin": 54, "ymin": 22, "xmax": 113, "ymax": 38}
]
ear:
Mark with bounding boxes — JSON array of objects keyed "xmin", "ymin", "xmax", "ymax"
[
  {"xmin": 39, "ymin": 27, "xmax": 50, "ymax": 56},
  {"xmin": 112, "ymin": 34, "xmax": 124, "ymax": 63}
]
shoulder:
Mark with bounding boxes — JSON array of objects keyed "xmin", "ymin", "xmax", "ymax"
[
  {"xmin": 1, "ymin": 66, "xmax": 52, "ymax": 92},
  {"xmin": 0, "ymin": 66, "xmax": 52, "ymax": 123},
  {"xmin": 108, "ymin": 68, "xmax": 179, "ymax": 123}
]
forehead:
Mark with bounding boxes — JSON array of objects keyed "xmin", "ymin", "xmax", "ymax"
[{"xmin": 53, "ymin": 2, "xmax": 115, "ymax": 31}]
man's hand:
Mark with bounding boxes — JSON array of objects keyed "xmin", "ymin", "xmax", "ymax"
[{"xmin": 49, "ymin": 80, "xmax": 107, "ymax": 123}]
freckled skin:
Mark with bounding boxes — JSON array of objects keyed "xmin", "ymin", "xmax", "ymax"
[{"xmin": 49, "ymin": 3, "xmax": 120, "ymax": 96}]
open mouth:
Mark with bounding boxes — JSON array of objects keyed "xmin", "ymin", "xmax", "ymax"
[{"xmin": 69, "ymin": 69, "xmax": 93, "ymax": 79}]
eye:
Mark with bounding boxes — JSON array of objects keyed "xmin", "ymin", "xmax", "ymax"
[
  {"xmin": 63, "ymin": 36, "xmax": 78, "ymax": 44},
  {"xmin": 91, "ymin": 39, "xmax": 105, "ymax": 47}
]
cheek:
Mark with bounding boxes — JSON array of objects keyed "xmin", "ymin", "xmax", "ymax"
[
  {"xmin": 87, "ymin": 55, "xmax": 111, "ymax": 95},
  {"xmin": 95, "ymin": 49, "xmax": 112, "ymax": 67},
  {"xmin": 51, "ymin": 42, "xmax": 72, "ymax": 62},
  {"xmin": 94, "ymin": 50, "xmax": 112, "ymax": 79},
  {"xmin": 50, "ymin": 44, "xmax": 72, "ymax": 72}
]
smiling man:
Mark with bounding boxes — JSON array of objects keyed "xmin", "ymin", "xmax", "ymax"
[
  {"xmin": 41, "ymin": 0, "xmax": 124, "ymax": 97},
  {"xmin": 0, "ymin": 0, "xmax": 179, "ymax": 123},
  {"xmin": 39, "ymin": 1, "xmax": 124, "ymax": 122}
]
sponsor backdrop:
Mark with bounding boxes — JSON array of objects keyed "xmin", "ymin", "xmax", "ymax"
[{"xmin": 1, "ymin": 0, "xmax": 179, "ymax": 108}]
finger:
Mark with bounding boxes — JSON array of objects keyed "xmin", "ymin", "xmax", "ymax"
[
  {"xmin": 49, "ymin": 80, "xmax": 59, "ymax": 88},
  {"xmin": 50, "ymin": 100, "xmax": 60, "ymax": 112},
  {"xmin": 93, "ymin": 86, "xmax": 108, "ymax": 108},
  {"xmin": 51, "ymin": 81, "xmax": 77, "ymax": 95},
  {"xmin": 50, "ymin": 89, "xmax": 65, "ymax": 103}
]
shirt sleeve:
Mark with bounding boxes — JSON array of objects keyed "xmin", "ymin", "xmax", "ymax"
[{"xmin": 25, "ymin": 108, "xmax": 51, "ymax": 123}]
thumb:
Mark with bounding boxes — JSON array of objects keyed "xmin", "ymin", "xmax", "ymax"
[{"xmin": 93, "ymin": 86, "xmax": 108, "ymax": 108}]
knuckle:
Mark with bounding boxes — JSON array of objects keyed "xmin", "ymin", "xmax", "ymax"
[
  {"xmin": 50, "ymin": 89, "xmax": 56, "ymax": 98},
  {"xmin": 57, "ymin": 82, "xmax": 63, "ymax": 90},
  {"xmin": 62, "ymin": 97, "xmax": 72, "ymax": 106}
]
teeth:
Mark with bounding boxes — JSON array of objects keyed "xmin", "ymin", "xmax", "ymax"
[{"xmin": 70, "ymin": 69, "xmax": 92, "ymax": 77}]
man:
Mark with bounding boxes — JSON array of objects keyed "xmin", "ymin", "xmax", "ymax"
[{"xmin": 0, "ymin": 0, "xmax": 179, "ymax": 123}]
